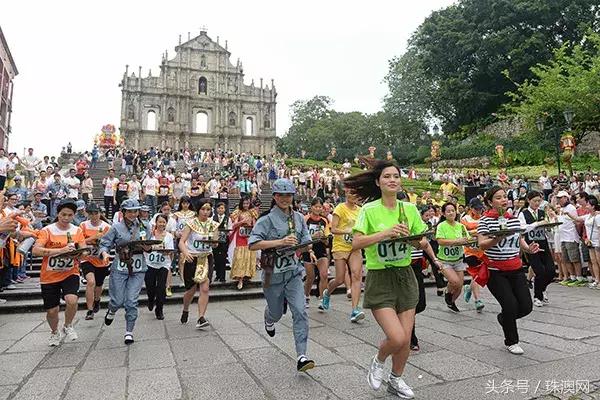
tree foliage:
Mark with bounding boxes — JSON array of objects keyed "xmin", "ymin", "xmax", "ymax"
[
  {"xmin": 385, "ymin": 0, "xmax": 599, "ymax": 137},
  {"xmin": 504, "ymin": 32, "xmax": 600, "ymax": 142}
]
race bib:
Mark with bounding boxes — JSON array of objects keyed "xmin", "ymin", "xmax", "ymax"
[
  {"xmin": 146, "ymin": 252, "xmax": 167, "ymax": 266},
  {"xmin": 47, "ymin": 256, "xmax": 75, "ymax": 271},
  {"xmin": 274, "ymin": 253, "xmax": 297, "ymax": 270},
  {"xmin": 527, "ymin": 229, "xmax": 546, "ymax": 241},
  {"xmin": 497, "ymin": 234, "xmax": 520, "ymax": 251},
  {"xmin": 159, "ymin": 187, "xmax": 169, "ymax": 196},
  {"xmin": 239, "ymin": 226, "xmax": 252, "ymax": 237},
  {"xmin": 377, "ymin": 240, "xmax": 409, "ymax": 263},
  {"xmin": 116, "ymin": 254, "xmax": 144, "ymax": 272},
  {"xmin": 343, "ymin": 233, "xmax": 353, "ymax": 244},
  {"xmin": 308, "ymin": 224, "xmax": 323, "ymax": 236},
  {"xmin": 191, "ymin": 235, "xmax": 211, "ymax": 252},
  {"xmin": 441, "ymin": 246, "xmax": 463, "ymax": 259}
]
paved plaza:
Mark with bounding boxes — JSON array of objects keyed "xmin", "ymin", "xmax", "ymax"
[{"xmin": 1, "ymin": 285, "xmax": 600, "ymax": 400}]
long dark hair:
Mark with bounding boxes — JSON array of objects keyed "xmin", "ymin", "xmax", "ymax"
[{"xmin": 343, "ymin": 159, "xmax": 401, "ymax": 202}]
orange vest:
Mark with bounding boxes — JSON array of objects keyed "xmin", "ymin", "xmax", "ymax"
[
  {"xmin": 36, "ymin": 223, "xmax": 86, "ymax": 284},
  {"xmin": 79, "ymin": 220, "xmax": 111, "ymax": 268}
]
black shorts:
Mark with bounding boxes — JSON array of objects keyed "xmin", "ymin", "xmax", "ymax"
[
  {"xmin": 183, "ymin": 255, "xmax": 214, "ymax": 290},
  {"xmin": 302, "ymin": 246, "xmax": 328, "ymax": 263},
  {"xmin": 40, "ymin": 274, "xmax": 80, "ymax": 310},
  {"xmin": 80, "ymin": 262, "xmax": 110, "ymax": 287}
]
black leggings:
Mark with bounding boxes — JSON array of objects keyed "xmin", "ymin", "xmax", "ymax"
[
  {"xmin": 527, "ymin": 241, "xmax": 555, "ymax": 300},
  {"xmin": 411, "ymin": 261, "xmax": 426, "ymax": 346},
  {"xmin": 487, "ymin": 269, "xmax": 532, "ymax": 346},
  {"xmin": 145, "ymin": 268, "xmax": 168, "ymax": 312}
]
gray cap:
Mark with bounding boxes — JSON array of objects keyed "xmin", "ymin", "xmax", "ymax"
[
  {"xmin": 272, "ymin": 178, "xmax": 296, "ymax": 194},
  {"xmin": 121, "ymin": 199, "xmax": 141, "ymax": 210},
  {"xmin": 76, "ymin": 199, "xmax": 86, "ymax": 210},
  {"xmin": 140, "ymin": 205, "xmax": 151, "ymax": 212},
  {"xmin": 86, "ymin": 202, "xmax": 100, "ymax": 213}
]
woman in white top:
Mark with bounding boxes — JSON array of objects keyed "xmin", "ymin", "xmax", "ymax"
[
  {"xmin": 582, "ymin": 197, "xmax": 600, "ymax": 288},
  {"xmin": 144, "ymin": 214, "xmax": 174, "ymax": 320}
]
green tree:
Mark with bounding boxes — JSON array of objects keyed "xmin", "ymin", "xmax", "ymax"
[
  {"xmin": 505, "ymin": 32, "xmax": 600, "ymax": 142},
  {"xmin": 385, "ymin": 0, "xmax": 599, "ymax": 137}
]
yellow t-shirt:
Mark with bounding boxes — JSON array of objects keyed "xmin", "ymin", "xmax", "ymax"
[
  {"xmin": 332, "ymin": 202, "xmax": 361, "ymax": 253},
  {"xmin": 440, "ymin": 182, "xmax": 458, "ymax": 199}
]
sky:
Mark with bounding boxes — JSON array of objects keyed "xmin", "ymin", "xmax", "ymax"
[{"xmin": 2, "ymin": 0, "xmax": 454, "ymax": 156}]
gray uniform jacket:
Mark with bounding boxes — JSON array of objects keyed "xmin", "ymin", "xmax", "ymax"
[{"xmin": 99, "ymin": 219, "xmax": 151, "ymax": 274}]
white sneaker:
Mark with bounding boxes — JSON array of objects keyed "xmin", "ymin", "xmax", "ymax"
[
  {"xmin": 588, "ymin": 281, "xmax": 598, "ymax": 289},
  {"xmin": 387, "ymin": 375, "xmax": 415, "ymax": 399},
  {"xmin": 506, "ymin": 344, "xmax": 524, "ymax": 355},
  {"xmin": 48, "ymin": 331, "xmax": 61, "ymax": 347},
  {"xmin": 367, "ymin": 355, "xmax": 385, "ymax": 390},
  {"xmin": 533, "ymin": 298, "xmax": 544, "ymax": 307},
  {"xmin": 542, "ymin": 292, "xmax": 549, "ymax": 303},
  {"xmin": 63, "ymin": 325, "xmax": 78, "ymax": 341}
]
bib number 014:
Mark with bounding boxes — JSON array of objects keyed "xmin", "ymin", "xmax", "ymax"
[{"xmin": 377, "ymin": 241, "xmax": 408, "ymax": 263}]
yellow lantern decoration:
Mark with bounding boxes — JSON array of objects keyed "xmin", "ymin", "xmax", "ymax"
[
  {"xmin": 430, "ymin": 141, "xmax": 441, "ymax": 161},
  {"xmin": 368, "ymin": 146, "xmax": 376, "ymax": 158}
]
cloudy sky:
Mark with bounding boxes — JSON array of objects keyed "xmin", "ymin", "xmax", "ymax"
[{"xmin": 3, "ymin": 0, "xmax": 453, "ymax": 156}]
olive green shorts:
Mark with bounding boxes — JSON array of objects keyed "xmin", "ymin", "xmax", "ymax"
[{"xmin": 363, "ymin": 267, "xmax": 419, "ymax": 313}]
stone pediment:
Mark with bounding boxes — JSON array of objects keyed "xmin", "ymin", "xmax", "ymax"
[{"xmin": 176, "ymin": 31, "xmax": 228, "ymax": 54}]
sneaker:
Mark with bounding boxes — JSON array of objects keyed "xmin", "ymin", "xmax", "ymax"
[
  {"xmin": 367, "ymin": 355, "xmax": 385, "ymax": 390},
  {"xmin": 559, "ymin": 279, "xmax": 572, "ymax": 286},
  {"xmin": 321, "ymin": 289, "xmax": 331, "ymax": 310},
  {"xmin": 48, "ymin": 331, "xmax": 61, "ymax": 347},
  {"xmin": 436, "ymin": 289, "xmax": 444, "ymax": 297},
  {"xmin": 444, "ymin": 292, "xmax": 453, "ymax": 306},
  {"xmin": 85, "ymin": 310, "xmax": 94, "ymax": 320},
  {"xmin": 346, "ymin": 289, "xmax": 352, "ymax": 299},
  {"xmin": 15, "ymin": 277, "xmax": 25, "ymax": 283},
  {"xmin": 542, "ymin": 292, "xmax": 549, "ymax": 304},
  {"xmin": 463, "ymin": 284, "xmax": 472, "ymax": 303},
  {"xmin": 155, "ymin": 308, "xmax": 164, "ymax": 320},
  {"xmin": 93, "ymin": 299, "xmax": 101, "ymax": 313},
  {"xmin": 350, "ymin": 308, "xmax": 365, "ymax": 323},
  {"xmin": 265, "ymin": 321, "xmax": 275, "ymax": 337},
  {"xmin": 195, "ymin": 316, "xmax": 210, "ymax": 329},
  {"xmin": 575, "ymin": 278, "xmax": 588, "ymax": 287},
  {"xmin": 80, "ymin": 277, "xmax": 87, "ymax": 285},
  {"xmin": 180, "ymin": 310, "xmax": 189, "ymax": 324},
  {"xmin": 166, "ymin": 287, "xmax": 173, "ymax": 297},
  {"xmin": 588, "ymin": 281, "xmax": 598, "ymax": 289},
  {"xmin": 387, "ymin": 374, "xmax": 415, "ymax": 399},
  {"xmin": 124, "ymin": 332, "xmax": 134, "ymax": 345},
  {"xmin": 533, "ymin": 298, "xmax": 544, "ymax": 307},
  {"xmin": 4, "ymin": 284, "xmax": 16, "ymax": 290},
  {"xmin": 566, "ymin": 279, "xmax": 581, "ymax": 287},
  {"xmin": 104, "ymin": 310, "xmax": 115, "ymax": 326},
  {"xmin": 447, "ymin": 302, "xmax": 460, "ymax": 313},
  {"xmin": 297, "ymin": 356, "xmax": 315, "ymax": 372},
  {"xmin": 318, "ymin": 299, "xmax": 325, "ymax": 312},
  {"xmin": 410, "ymin": 343, "xmax": 420, "ymax": 351},
  {"xmin": 506, "ymin": 344, "xmax": 524, "ymax": 355},
  {"xmin": 63, "ymin": 325, "xmax": 78, "ymax": 341},
  {"xmin": 475, "ymin": 299, "xmax": 485, "ymax": 312},
  {"xmin": 305, "ymin": 297, "xmax": 310, "ymax": 309}
]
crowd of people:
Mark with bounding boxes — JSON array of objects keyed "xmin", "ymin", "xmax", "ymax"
[{"xmin": 0, "ymin": 144, "xmax": 599, "ymax": 398}]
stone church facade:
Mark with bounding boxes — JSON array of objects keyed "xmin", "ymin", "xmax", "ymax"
[{"xmin": 119, "ymin": 29, "xmax": 277, "ymax": 154}]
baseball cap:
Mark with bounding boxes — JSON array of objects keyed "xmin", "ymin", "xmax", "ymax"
[
  {"xmin": 76, "ymin": 200, "xmax": 86, "ymax": 210},
  {"xmin": 121, "ymin": 199, "xmax": 141, "ymax": 210},
  {"xmin": 140, "ymin": 205, "xmax": 151, "ymax": 212},
  {"xmin": 13, "ymin": 175, "xmax": 22, "ymax": 181},
  {"xmin": 468, "ymin": 198, "xmax": 485, "ymax": 210},
  {"xmin": 86, "ymin": 203, "xmax": 100, "ymax": 213},
  {"xmin": 272, "ymin": 178, "xmax": 296, "ymax": 194},
  {"xmin": 556, "ymin": 190, "xmax": 570, "ymax": 198}
]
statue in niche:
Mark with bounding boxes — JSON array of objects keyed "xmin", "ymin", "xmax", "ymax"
[
  {"xmin": 127, "ymin": 104, "xmax": 135, "ymax": 120},
  {"xmin": 228, "ymin": 112, "xmax": 236, "ymax": 126}
]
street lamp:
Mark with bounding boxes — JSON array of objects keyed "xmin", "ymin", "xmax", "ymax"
[
  {"xmin": 432, "ymin": 124, "xmax": 440, "ymax": 136},
  {"xmin": 536, "ymin": 114, "xmax": 567, "ymax": 175},
  {"xmin": 563, "ymin": 109, "xmax": 574, "ymax": 129}
]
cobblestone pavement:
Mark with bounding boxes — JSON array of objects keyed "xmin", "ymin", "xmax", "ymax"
[{"xmin": 1, "ymin": 284, "xmax": 600, "ymax": 400}]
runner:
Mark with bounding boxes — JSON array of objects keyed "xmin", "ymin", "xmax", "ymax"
[
  {"xmin": 212, "ymin": 202, "xmax": 229, "ymax": 282},
  {"xmin": 248, "ymin": 178, "xmax": 315, "ymax": 373},
  {"xmin": 145, "ymin": 213, "xmax": 174, "ymax": 320},
  {"xmin": 79, "ymin": 203, "xmax": 111, "ymax": 320},
  {"xmin": 477, "ymin": 186, "xmax": 540, "ymax": 355},
  {"xmin": 228, "ymin": 196, "xmax": 258, "ymax": 290},
  {"xmin": 99, "ymin": 199, "xmax": 151, "ymax": 345},
  {"xmin": 435, "ymin": 202, "xmax": 470, "ymax": 313},
  {"xmin": 461, "ymin": 198, "xmax": 485, "ymax": 312},
  {"xmin": 321, "ymin": 187, "xmax": 364, "ymax": 322},
  {"xmin": 347, "ymin": 160, "xmax": 439, "ymax": 398},
  {"xmin": 174, "ymin": 196, "xmax": 196, "ymax": 286},
  {"xmin": 32, "ymin": 199, "xmax": 87, "ymax": 346},
  {"xmin": 302, "ymin": 197, "xmax": 330, "ymax": 308},
  {"xmin": 518, "ymin": 191, "xmax": 555, "ymax": 306},
  {"xmin": 178, "ymin": 198, "xmax": 219, "ymax": 328}
]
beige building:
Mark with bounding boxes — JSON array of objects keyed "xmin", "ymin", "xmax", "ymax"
[
  {"xmin": 119, "ymin": 29, "xmax": 277, "ymax": 154},
  {"xmin": 0, "ymin": 26, "xmax": 18, "ymax": 150}
]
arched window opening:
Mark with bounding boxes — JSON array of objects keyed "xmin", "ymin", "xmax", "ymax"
[
  {"xmin": 228, "ymin": 112, "xmax": 236, "ymax": 126},
  {"xmin": 167, "ymin": 107, "xmax": 175, "ymax": 123},
  {"xmin": 195, "ymin": 112, "xmax": 208, "ymax": 133},
  {"xmin": 264, "ymin": 114, "xmax": 271, "ymax": 128},
  {"xmin": 245, "ymin": 117, "xmax": 254, "ymax": 136},
  {"xmin": 127, "ymin": 104, "xmax": 135, "ymax": 120},
  {"xmin": 198, "ymin": 76, "xmax": 207, "ymax": 94},
  {"xmin": 146, "ymin": 110, "xmax": 157, "ymax": 130}
]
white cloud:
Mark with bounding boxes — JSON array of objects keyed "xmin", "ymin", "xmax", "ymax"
[{"xmin": 2, "ymin": 0, "xmax": 454, "ymax": 156}]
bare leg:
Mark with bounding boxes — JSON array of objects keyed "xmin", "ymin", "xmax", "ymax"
[
  {"xmin": 64, "ymin": 294, "xmax": 78, "ymax": 326},
  {"xmin": 182, "ymin": 286, "xmax": 197, "ymax": 312},
  {"xmin": 316, "ymin": 258, "xmax": 329, "ymax": 298},
  {"xmin": 197, "ymin": 280, "xmax": 210, "ymax": 317},
  {"xmin": 371, "ymin": 307, "xmax": 415, "ymax": 375},
  {"xmin": 348, "ymin": 251, "xmax": 363, "ymax": 309},
  {"xmin": 85, "ymin": 272, "xmax": 96, "ymax": 310},
  {"xmin": 303, "ymin": 263, "xmax": 315, "ymax": 298},
  {"xmin": 46, "ymin": 306, "xmax": 60, "ymax": 332}
]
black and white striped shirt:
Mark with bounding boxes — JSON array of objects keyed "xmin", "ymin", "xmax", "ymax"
[{"xmin": 477, "ymin": 216, "xmax": 521, "ymax": 261}]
